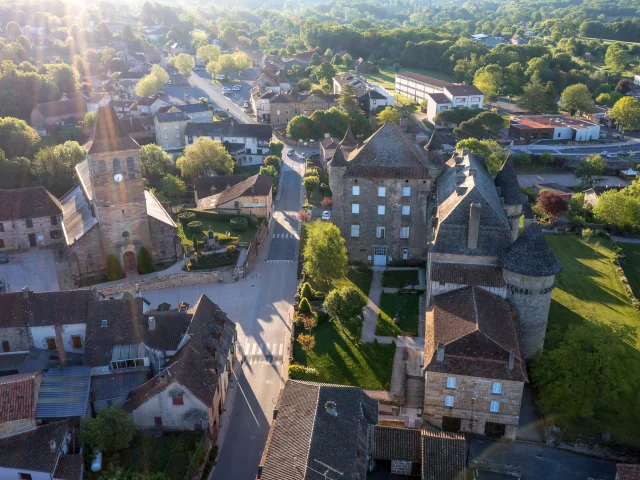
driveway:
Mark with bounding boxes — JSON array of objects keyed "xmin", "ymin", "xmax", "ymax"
[
  {"xmin": 517, "ymin": 173, "xmax": 629, "ymax": 188},
  {"xmin": 0, "ymin": 249, "xmax": 60, "ymax": 292},
  {"xmin": 469, "ymin": 438, "xmax": 616, "ymax": 480}
]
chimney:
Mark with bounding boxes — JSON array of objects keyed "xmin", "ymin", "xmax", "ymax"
[
  {"xmin": 325, "ymin": 401, "xmax": 338, "ymax": 416},
  {"xmin": 436, "ymin": 343, "xmax": 445, "ymax": 362},
  {"xmin": 148, "ymin": 316, "xmax": 156, "ymax": 331},
  {"xmin": 22, "ymin": 286, "xmax": 30, "ymax": 300},
  {"xmin": 49, "ymin": 440, "xmax": 57, "ymax": 453},
  {"xmin": 159, "ymin": 373, "xmax": 168, "ymax": 385},
  {"xmin": 178, "ymin": 302, "xmax": 189, "ymax": 312},
  {"xmin": 508, "ymin": 351, "xmax": 515, "ymax": 370},
  {"xmin": 54, "ymin": 324, "xmax": 68, "ymax": 366},
  {"xmin": 468, "ymin": 167, "xmax": 476, "ymax": 176},
  {"xmin": 467, "ymin": 202, "xmax": 481, "ymax": 250}
]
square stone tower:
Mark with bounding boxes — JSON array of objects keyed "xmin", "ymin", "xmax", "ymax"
[{"xmin": 85, "ymin": 106, "xmax": 151, "ymax": 272}]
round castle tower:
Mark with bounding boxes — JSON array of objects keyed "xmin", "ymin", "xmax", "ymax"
[{"xmin": 500, "ymin": 223, "xmax": 563, "ymax": 359}]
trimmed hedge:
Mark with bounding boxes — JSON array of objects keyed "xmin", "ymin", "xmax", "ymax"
[
  {"xmin": 218, "ymin": 233, "xmax": 239, "ymax": 245},
  {"xmin": 186, "ymin": 249, "xmax": 239, "ymax": 271},
  {"xmin": 137, "ymin": 247, "xmax": 155, "ymax": 274},
  {"xmin": 188, "ymin": 209, "xmax": 259, "ymax": 227},
  {"xmin": 106, "ymin": 254, "xmax": 123, "ymax": 281},
  {"xmin": 230, "ymin": 217, "xmax": 248, "ymax": 232},
  {"xmin": 178, "ymin": 211, "xmax": 196, "ymax": 226},
  {"xmin": 288, "ymin": 364, "xmax": 319, "ymax": 380},
  {"xmin": 187, "ymin": 220, "xmax": 203, "ymax": 234}
]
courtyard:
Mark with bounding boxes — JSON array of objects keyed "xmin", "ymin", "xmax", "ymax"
[{"xmin": 0, "ymin": 248, "xmax": 60, "ymax": 292}]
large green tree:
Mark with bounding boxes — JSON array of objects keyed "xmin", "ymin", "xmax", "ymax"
[
  {"xmin": 453, "ymin": 111, "xmax": 504, "ymax": 138},
  {"xmin": 0, "ymin": 117, "xmax": 40, "ymax": 158},
  {"xmin": 560, "ymin": 83, "xmax": 592, "ymax": 116},
  {"xmin": 160, "ymin": 174, "xmax": 186, "ymax": 205},
  {"xmin": 323, "ymin": 285, "xmax": 367, "ymax": 331},
  {"xmin": 171, "ymin": 53, "xmax": 195, "ymax": 77},
  {"xmin": 376, "ymin": 106, "xmax": 400, "ymax": 125},
  {"xmin": 33, "ymin": 141, "xmax": 86, "ymax": 195},
  {"xmin": 45, "ymin": 63, "xmax": 79, "ymax": 94},
  {"xmin": 140, "ymin": 144, "xmax": 172, "ymax": 185},
  {"xmin": 79, "ymin": 406, "xmax": 135, "ymax": 454},
  {"xmin": 473, "ymin": 65, "xmax": 502, "ymax": 103},
  {"xmin": 604, "ymin": 43, "xmax": 628, "ymax": 73},
  {"xmin": 575, "ymin": 154, "xmax": 606, "ymax": 188},
  {"xmin": 337, "ymin": 82, "xmax": 360, "ymax": 115},
  {"xmin": 593, "ymin": 190, "xmax": 640, "ymax": 228},
  {"xmin": 609, "ymin": 97, "xmax": 640, "ymax": 134},
  {"xmin": 303, "ymin": 221, "xmax": 347, "ymax": 284},
  {"xmin": 286, "ymin": 115, "xmax": 318, "ymax": 140},
  {"xmin": 176, "ymin": 138, "xmax": 234, "ymax": 180},
  {"xmin": 517, "ymin": 78, "xmax": 557, "ymax": 114},
  {"xmin": 455, "ymin": 138, "xmax": 508, "ymax": 175},
  {"xmin": 196, "ymin": 44, "xmax": 220, "ymax": 64}
]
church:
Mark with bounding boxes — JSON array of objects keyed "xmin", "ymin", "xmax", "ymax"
[{"xmin": 61, "ymin": 106, "xmax": 179, "ymax": 281}]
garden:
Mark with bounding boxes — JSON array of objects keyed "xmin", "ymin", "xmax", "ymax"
[
  {"xmin": 302, "ymin": 155, "xmax": 332, "ymax": 209},
  {"xmin": 381, "ymin": 269, "xmax": 419, "ymax": 288},
  {"xmin": 176, "ymin": 210, "xmax": 260, "ymax": 248},
  {"xmin": 375, "ymin": 293, "xmax": 420, "ymax": 337}
]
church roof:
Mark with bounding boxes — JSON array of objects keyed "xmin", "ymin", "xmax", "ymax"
[
  {"xmin": 500, "ymin": 223, "xmax": 562, "ymax": 277},
  {"xmin": 329, "ymin": 145, "xmax": 347, "ymax": 167},
  {"xmin": 494, "ymin": 157, "xmax": 527, "ymax": 206},
  {"xmin": 344, "ymin": 123, "xmax": 430, "ymax": 179},
  {"xmin": 85, "ymin": 106, "xmax": 140, "ymax": 155},
  {"xmin": 339, "ymin": 125, "xmax": 358, "ymax": 148},
  {"xmin": 425, "ymin": 130, "xmax": 442, "ymax": 151}
]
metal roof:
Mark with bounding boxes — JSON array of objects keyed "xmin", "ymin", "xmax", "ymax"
[
  {"xmin": 35, "ymin": 366, "xmax": 91, "ymax": 419},
  {"xmin": 111, "ymin": 343, "xmax": 147, "ymax": 362}
]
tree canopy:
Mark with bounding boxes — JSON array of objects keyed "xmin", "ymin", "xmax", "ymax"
[
  {"xmin": 593, "ymin": 190, "xmax": 640, "ymax": 228},
  {"xmin": 455, "ymin": 138, "xmax": 508, "ymax": 175},
  {"xmin": 560, "ymin": 83, "xmax": 592, "ymax": 116},
  {"xmin": 176, "ymin": 137, "xmax": 234, "ymax": 180},
  {"xmin": 303, "ymin": 221, "xmax": 347, "ymax": 284},
  {"xmin": 171, "ymin": 53, "xmax": 195, "ymax": 77},
  {"xmin": 79, "ymin": 406, "xmax": 135, "ymax": 455},
  {"xmin": 376, "ymin": 106, "xmax": 400, "ymax": 125},
  {"xmin": 0, "ymin": 116, "xmax": 40, "ymax": 158},
  {"xmin": 609, "ymin": 97, "xmax": 640, "ymax": 133}
]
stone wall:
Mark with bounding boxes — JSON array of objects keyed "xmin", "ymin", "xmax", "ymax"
[
  {"xmin": 0, "ymin": 215, "xmax": 64, "ymax": 251},
  {"xmin": 0, "ymin": 326, "xmax": 33, "ymax": 352},
  {"xmin": 97, "ymin": 269, "xmax": 231, "ymax": 297},
  {"xmin": 148, "ymin": 216, "xmax": 179, "ymax": 264},
  {"xmin": 244, "ymin": 222, "xmax": 269, "ymax": 272},
  {"xmin": 503, "ymin": 270, "xmax": 556, "ymax": 359},
  {"xmin": 68, "ymin": 225, "xmax": 107, "ymax": 281},
  {"xmin": 329, "ymin": 163, "xmax": 432, "ymax": 263},
  {"xmin": 423, "ymin": 371, "xmax": 524, "ymax": 440}
]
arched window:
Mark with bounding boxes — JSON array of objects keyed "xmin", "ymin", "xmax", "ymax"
[
  {"xmin": 126, "ymin": 157, "xmax": 136, "ymax": 179},
  {"xmin": 113, "ymin": 158, "xmax": 121, "ymax": 175}
]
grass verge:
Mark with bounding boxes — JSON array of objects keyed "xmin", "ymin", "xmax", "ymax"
[{"xmin": 621, "ymin": 243, "xmax": 640, "ymax": 298}]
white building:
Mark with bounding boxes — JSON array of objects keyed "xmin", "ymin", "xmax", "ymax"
[
  {"xmin": 395, "ymin": 72, "xmax": 454, "ymax": 103},
  {"xmin": 509, "ymin": 115, "xmax": 601, "ymax": 144},
  {"xmin": 634, "ymin": 74, "xmax": 640, "ymax": 86},
  {"xmin": 424, "ymin": 84, "xmax": 485, "ymax": 124},
  {"xmin": 332, "ymin": 72, "xmax": 395, "ymax": 116}
]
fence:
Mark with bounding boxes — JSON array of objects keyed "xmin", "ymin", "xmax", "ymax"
[{"xmin": 243, "ymin": 221, "xmax": 269, "ymax": 272}]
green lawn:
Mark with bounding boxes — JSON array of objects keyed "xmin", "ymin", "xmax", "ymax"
[
  {"xmin": 293, "ymin": 319, "xmax": 396, "ymax": 390},
  {"xmin": 88, "ymin": 433, "xmax": 201, "ymax": 479},
  {"xmin": 621, "ymin": 243, "xmax": 640, "ymax": 298},
  {"xmin": 311, "ymin": 268, "xmax": 374, "ymax": 297},
  {"xmin": 382, "ymin": 269, "xmax": 419, "ymax": 288},
  {"xmin": 545, "ymin": 234, "xmax": 640, "ymax": 349},
  {"xmin": 376, "ymin": 293, "xmax": 420, "ymax": 336},
  {"xmin": 177, "ymin": 218, "xmax": 256, "ymax": 247}
]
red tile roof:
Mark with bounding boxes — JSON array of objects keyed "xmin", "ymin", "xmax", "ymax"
[
  {"xmin": 0, "ymin": 371, "xmax": 40, "ymax": 424},
  {"xmin": 617, "ymin": 464, "xmax": 640, "ymax": 480},
  {"xmin": 0, "ymin": 186, "xmax": 62, "ymax": 221}
]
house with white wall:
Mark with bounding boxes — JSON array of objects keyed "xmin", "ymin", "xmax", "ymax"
[
  {"xmin": 424, "ymin": 84, "xmax": 485, "ymax": 124},
  {"xmin": 508, "ymin": 115, "xmax": 601, "ymax": 145}
]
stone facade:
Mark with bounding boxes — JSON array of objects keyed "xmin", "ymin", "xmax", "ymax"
[
  {"xmin": 503, "ymin": 270, "xmax": 556, "ymax": 359},
  {"xmin": 67, "ymin": 224, "xmax": 107, "ymax": 280},
  {"xmin": 0, "ymin": 326, "xmax": 32, "ymax": 352},
  {"xmin": 148, "ymin": 216, "xmax": 181, "ymax": 263},
  {"xmin": 423, "ymin": 371, "xmax": 524, "ymax": 440},
  {"xmin": 269, "ymin": 95, "xmax": 337, "ymax": 126},
  {"xmin": 0, "ymin": 215, "xmax": 64, "ymax": 251}
]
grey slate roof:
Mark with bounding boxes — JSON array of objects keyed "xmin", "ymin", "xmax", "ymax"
[
  {"xmin": 396, "ymin": 72, "xmax": 453, "ymax": 89},
  {"xmin": 433, "ymin": 153, "xmax": 512, "ymax": 257},
  {"xmin": 174, "ymin": 103, "xmax": 210, "ymax": 113},
  {"xmin": 35, "ymin": 366, "xmax": 91, "ymax": 419},
  {"xmin": 444, "ymin": 84, "xmax": 484, "ymax": 97},
  {"xmin": 500, "ymin": 223, "xmax": 562, "ymax": 277},
  {"xmin": 60, "ymin": 185, "xmax": 99, "ymax": 245},
  {"xmin": 344, "ymin": 123, "xmax": 431, "ymax": 179},
  {"xmin": 0, "ymin": 421, "xmax": 68, "ymax": 472},
  {"xmin": 194, "ymin": 174, "xmax": 244, "ymax": 201},
  {"xmin": 431, "ymin": 262, "xmax": 505, "ymax": 288},
  {"xmin": 494, "ymin": 157, "xmax": 527, "ymax": 206},
  {"xmin": 53, "ymin": 454, "xmax": 83, "ymax": 480},
  {"xmin": 156, "ymin": 111, "xmax": 190, "ymax": 122},
  {"xmin": 91, "ymin": 371, "xmax": 149, "ymax": 401},
  {"xmin": 85, "ymin": 106, "xmax": 140, "ymax": 154},
  {"xmin": 0, "ymin": 289, "xmax": 96, "ymax": 328},
  {"xmin": 185, "ymin": 121, "xmax": 272, "ymax": 141},
  {"xmin": 260, "ymin": 380, "xmax": 378, "ymax": 480}
]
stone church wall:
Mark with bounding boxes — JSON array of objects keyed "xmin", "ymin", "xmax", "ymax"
[
  {"xmin": 68, "ymin": 225, "xmax": 107, "ymax": 281},
  {"xmin": 148, "ymin": 216, "xmax": 179, "ymax": 263}
]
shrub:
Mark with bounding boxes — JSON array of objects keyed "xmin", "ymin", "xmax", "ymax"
[
  {"xmin": 288, "ymin": 364, "xmax": 319, "ymax": 380},
  {"xmin": 106, "ymin": 254, "xmax": 123, "ymax": 281},
  {"xmin": 320, "ymin": 196, "xmax": 333, "ymax": 208},
  {"xmin": 300, "ymin": 282, "xmax": 313, "ymax": 300},
  {"xmin": 186, "ymin": 250, "xmax": 239, "ymax": 270},
  {"xmin": 187, "ymin": 220, "xmax": 203, "ymax": 234},
  {"xmin": 521, "ymin": 186, "xmax": 536, "ymax": 203},
  {"xmin": 302, "ymin": 175, "xmax": 320, "ymax": 192},
  {"xmin": 137, "ymin": 247, "xmax": 155, "ymax": 274},
  {"xmin": 581, "ymin": 228, "xmax": 594, "ymax": 241},
  {"xmin": 316, "ymin": 310, "xmax": 330, "ymax": 325},
  {"xmin": 230, "ymin": 216, "xmax": 248, "ymax": 232},
  {"xmin": 298, "ymin": 297, "xmax": 311, "ymax": 314},
  {"xmin": 247, "ymin": 215, "xmax": 259, "ymax": 227},
  {"xmin": 226, "ymin": 244, "xmax": 237, "ymax": 256},
  {"xmin": 297, "ymin": 210, "xmax": 311, "ymax": 222},
  {"xmin": 217, "ymin": 233, "xmax": 239, "ymax": 245},
  {"xmin": 178, "ymin": 211, "xmax": 196, "ymax": 226}
]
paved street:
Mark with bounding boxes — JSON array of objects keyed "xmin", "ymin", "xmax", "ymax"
[{"xmin": 189, "ymin": 72, "xmax": 255, "ymax": 124}]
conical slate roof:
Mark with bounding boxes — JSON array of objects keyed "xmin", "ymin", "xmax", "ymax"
[
  {"xmin": 339, "ymin": 125, "xmax": 358, "ymax": 149},
  {"xmin": 425, "ymin": 129, "xmax": 442, "ymax": 151},
  {"xmin": 501, "ymin": 223, "xmax": 562, "ymax": 277},
  {"xmin": 494, "ymin": 157, "xmax": 527, "ymax": 206},
  {"xmin": 329, "ymin": 145, "xmax": 347, "ymax": 167},
  {"xmin": 85, "ymin": 106, "xmax": 140, "ymax": 155}
]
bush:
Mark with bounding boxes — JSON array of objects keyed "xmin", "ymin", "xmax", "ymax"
[
  {"xmin": 106, "ymin": 254, "xmax": 123, "ymax": 281},
  {"xmin": 247, "ymin": 215, "xmax": 259, "ymax": 227},
  {"xmin": 521, "ymin": 186, "xmax": 536, "ymax": 203},
  {"xmin": 137, "ymin": 247, "xmax": 155, "ymax": 274},
  {"xmin": 298, "ymin": 297, "xmax": 311, "ymax": 314},
  {"xmin": 217, "ymin": 233, "xmax": 239, "ymax": 245},
  {"xmin": 288, "ymin": 364, "xmax": 319, "ymax": 380},
  {"xmin": 178, "ymin": 211, "xmax": 196, "ymax": 226},
  {"xmin": 320, "ymin": 196, "xmax": 332, "ymax": 208},
  {"xmin": 188, "ymin": 209, "xmax": 258, "ymax": 225},
  {"xmin": 187, "ymin": 220, "xmax": 203, "ymax": 234},
  {"xmin": 302, "ymin": 175, "xmax": 320, "ymax": 192},
  {"xmin": 226, "ymin": 244, "xmax": 237, "ymax": 256},
  {"xmin": 316, "ymin": 310, "xmax": 330, "ymax": 325},
  {"xmin": 581, "ymin": 228, "xmax": 593, "ymax": 241},
  {"xmin": 186, "ymin": 250, "xmax": 239, "ymax": 270},
  {"xmin": 300, "ymin": 282, "xmax": 313, "ymax": 300},
  {"xmin": 230, "ymin": 216, "xmax": 248, "ymax": 232}
]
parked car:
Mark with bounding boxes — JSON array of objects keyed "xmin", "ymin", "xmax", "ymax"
[
  {"xmin": 0, "ymin": 252, "xmax": 8, "ymax": 263},
  {"xmin": 321, "ymin": 211, "xmax": 331, "ymax": 221},
  {"xmin": 600, "ymin": 151, "xmax": 609, "ymax": 155},
  {"xmin": 287, "ymin": 149, "xmax": 295, "ymax": 156},
  {"xmin": 301, "ymin": 152, "xmax": 306, "ymax": 159},
  {"xmin": 243, "ymin": 102, "xmax": 249, "ymax": 108}
]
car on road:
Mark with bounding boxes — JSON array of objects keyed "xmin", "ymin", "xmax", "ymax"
[
  {"xmin": 232, "ymin": 85, "xmax": 241, "ymax": 91},
  {"xmin": 0, "ymin": 252, "xmax": 8, "ymax": 264},
  {"xmin": 321, "ymin": 211, "xmax": 331, "ymax": 221},
  {"xmin": 287, "ymin": 149, "xmax": 295, "ymax": 156},
  {"xmin": 301, "ymin": 152, "xmax": 306, "ymax": 159},
  {"xmin": 243, "ymin": 102, "xmax": 249, "ymax": 108},
  {"xmin": 600, "ymin": 151, "xmax": 609, "ymax": 155}
]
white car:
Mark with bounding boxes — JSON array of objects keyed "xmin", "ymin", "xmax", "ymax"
[
  {"xmin": 321, "ymin": 211, "xmax": 331, "ymax": 221},
  {"xmin": 243, "ymin": 102, "xmax": 249, "ymax": 108},
  {"xmin": 301, "ymin": 152, "xmax": 306, "ymax": 159},
  {"xmin": 232, "ymin": 85, "xmax": 241, "ymax": 91},
  {"xmin": 287, "ymin": 149, "xmax": 295, "ymax": 156},
  {"xmin": 600, "ymin": 151, "xmax": 609, "ymax": 156}
]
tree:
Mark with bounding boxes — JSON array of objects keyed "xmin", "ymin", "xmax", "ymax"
[
  {"xmin": 196, "ymin": 44, "xmax": 220, "ymax": 64},
  {"xmin": 593, "ymin": 190, "xmax": 640, "ymax": 228},
  {"xmin": 595, "ymin": 92, "xmax": 623, "ymax": 106},
  {"xmin": 303, "ymin": 221, "xmax": 347, "ymax": 284},
  {"xmin": 434, "ymin": 107, "xmax": 477, "ymax": 126},
  {"xmin": 376, "ymin": 107, "xmax": 400, "ymax": 125},
  {"xmin": 6, "ymin": 22, "xmax": 21, "ymax": 41},
  {"xmin": 560, "ymin": 84, "xmax": 592, "ymax": 116},
  {"xmin": 473, "ymin": 67, "xmax": 501, "ymax": 103},
  {"xmin": 517, "ymin": 78, "xmax": 557, "ymax": 114},
  {"xmin": 536, "ymin": 190, "xmax": 569, "ymax": 220},
  {"xmin": 84, "ymin": 111, "xmax": 97, "ymax": 129},
  {"xmin": 298, "ymin": 297, "xmax": 311, "ymax": 314},
  {"xmin": 216, "ymin": 54, "xmax": 238, "ymax": 78},
  {"xmin": 160, "ymin": 174, "xmax": 186, "ymax": 204},
  {"xmin": 140, "ymin": 144, "xmax": 172, "ymax": 185},
  {"xmin": 173, "ymin": 53, "xmax": 195, "ymax": 77},
  {"xmin": 297, "ymin": 333, "xmax": 316, "ymax": 352},
  {"xmin": 297, "ymin": 210, "xmax": 311, "ymax": 223},
  {"xmin": 310, "ymin": 52, "xmax": 321, "ymax": 66},
  {"xmin": 609, "ymin": 97, "xmax": 640, "ymax": 134},
  {"xmin": 605, "ymin": 43, "xmax": 628, "ymax": 73},
  {"xmin": 268, "ymin": 141, "xmax": 284, "ymax": 156},
  {"xmin": 532, "ymin": 322, "xmax": 637, "ymax": 421},
  {"xmin": 96, "ymin": 21, "xmax": 112, "ymax": 45},
  {"xmin": 455, "ymin": 138, "xmax": 508, "ymax": 175},
  {"xmin": 539, "ymin": 152, "xmax": 554, "ymax": 169},
  {"xmin": 302, "ymin": 175, "xmax": 320, "ymax": 193},
  {"xmin": 137, "ymin": 246, "xmax": 155, "ymax": 274},
  {"xmin": 120, "ymin": 24, "xmax": 135, "ymax": 41},
  {"xmin": 337, "ymin": 83, "xmax": 360, "ymax": 114},
  {"xmin": 515, "ymin": 151, "xmax": 531, "ymax": 165},
  {"xmin": 287, "ymin": 115, "xmax": 317, "ymax": 140},
  {"xmin": 302, "ymin": 314, "xmax": 317, "ymax": 332},
  {"xmin": 342, "ymin": 54, "xmax": 353, "ymax": 67},
  {"xmin": 263, "ymin": 155, "xmax": 280, "ymax": 168},
  {"xmin": 221, "ymin": 26, "xmax": 238, "ymax": 47},
  {"xmin": 232, "ymin": 52, "xmax": 252, "ymax": 73},
  {"xmin": 575, "ymin": 154, "xmax": 606, "ymax": 188},
  {"xmin": 176, "ymin": 138, "xmax": 234, "ymax": 181},
  {"xmin": 298, "ymin": 78, "xmax": 311, "ymax": 92},
  {"xmin": 615, "ymin": 79, "xmax": 631, "ymax": 94},
  {"xmin": 300, "ymin": 282, "xmax": 313, "ymax": 300},
  {"xmin": 323, "ymin": 285, "xmax": 367, "ymax": 331},
  {"xmin": 313, "ymin": 63, "xmax": 336, "ymax": 83},
  {"xmin": 259, "ymin": 165, "xmax": 279, "ymax": 192},
  {"xmin": 0, "ymin": 117, "xmax": 40, "ymax": 158},
  {"xmin": 453, "ymin": 111, "xmax": 504, "ymax": 138},
  {"xmin": 45, "ymin": 63, "xmax": 79, "ymax": 94},
  {"xmin": 135, "ymin": 75, "xmax": 159, "ymax": 98},
  {"xmin": 79, "ymin": 406, "xmax": 135, "ymax": 454},
  {"xmin": 33, "ymin": 141, "xmax": 86, "ymax": 195}
]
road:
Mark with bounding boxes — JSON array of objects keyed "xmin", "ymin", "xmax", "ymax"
[
  {"xmin": 189, "ymin": 72, "xmax": 255, "ymax": 124},
  {"xmin": 510, "ymin": 141, "xmax": 640, "ymax": 157}
]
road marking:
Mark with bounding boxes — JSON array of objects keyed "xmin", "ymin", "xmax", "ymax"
[
  {"xmin": 251, "ymin": 343, "xmax": 257, "ymax": 355},
  {"xmin": 279, "ymin": 343, "xmax": 283, "ymax": 355},
  {"xmin": 265, "ymin": 259, "xmax": 295, "ymax": 264}
]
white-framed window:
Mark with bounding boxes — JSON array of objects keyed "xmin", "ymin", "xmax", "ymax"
[
  {"xmin": 376, "ymin": 226, "xmax": 385, "ymax": 239},
  {"xmin": 490, "ymin": 400, "xmax": 500, "ymax": 413},
  {"xmin": 400, "ymin": 227, "xmax": 410, "ymax": 239},
  {"xmin": 446, "ymin": 377, "xmax": 456, "ymax": 389},
  {"xmin": 352, "ymin": 185, "xmax": 360, "ymax": 196},
  {"xmin": 402, "ymin": 205, "xmax": 410, "ymax": 216},
  {"xmin": 378, "ymin": 186, "xmax": 386, "ymax": 197},
  {"xmin": 352, "ymin": 203, "xmax": 360, "ymax": 214},
  {"xmin": 351, "ymin": 224, "xmax": 360, "ymax": 237},
  {"xmin": 163, "ymin": 126, "xmax": 167, "ymax": 131},
  {"xmin": 444, "ymin": 395, "xmax": 454, "ymax": 407},
  {"xmin": 492, "ymin": 382, "xmax": 502, "ymax": 394},
  {"xmin": 377, "ymin": 205, "xmax": 385, "ymax": 215},
  {"xmin": 175, "ymin": 133, "xmax": 180, "ymax": 139},
  {"xmin": 276, "ymin": 110, "xmax": 280, "ymax": 115},
  {"xmin": 402, "ymin": 186, "xmax": 411, "ymax": 196}
]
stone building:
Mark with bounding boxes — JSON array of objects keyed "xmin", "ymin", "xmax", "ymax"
[
  {"xmin": 61, "ymin": 106, "xmax": 179, "ymax": 281},
  {"xmin": 196, "ymin": 174, "xmax": 273, "ymax": 218},
  {"xmin": 328, "ymin": 124, "xmax": 437, "ymax": 265},
  {"xmin": 424, "ymin": 286, "xmax": 528, "ymax": 440},
  {"xmin": 0, "ymin": 187, "xmax": 64, "ymax": 251},
  {"xmin": 427, "ymin": 152, "xmax": 561, "ymax": 359}
]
